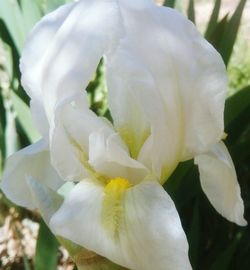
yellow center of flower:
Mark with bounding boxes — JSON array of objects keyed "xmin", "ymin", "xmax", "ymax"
[{"xmin": 101, "ymin": 178, "xmax": 132, "ymax": 240}]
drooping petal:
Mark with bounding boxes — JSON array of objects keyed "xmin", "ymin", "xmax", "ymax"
[
  {"xmin": 1, "ymin": 139, "xmax": 63, "ymax": 208},
  {"xmin": 195, "ymin": 141, "xmax": 247, "ymax": 226},
  {"xmin": 20, "ymin": 0, "xmax": 124, "ymax": 124},
  {"xmin": 50, "ymin": 180, "xmax": 191, "ymax": 270}
]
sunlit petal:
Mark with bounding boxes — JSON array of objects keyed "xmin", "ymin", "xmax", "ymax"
[
  {"xmin": 1, "ymin": 138, "xmax": 62, "ymax": 208},
  {"xmin": 89, "ymin": 130, "xmax": 149, "ymax": 184},
  {"xmin": 26, "ymin": 176, "xmax": 63, "ymax": 224},
  {"xmin": 195, "ymin": 141, "xmax": 247, "ymax": 226},
  {"xmin": 20, "ymin": 0, "xmax": 124, "ymax": 123},
  {"xmin": 50, "ymin": 180, "xmax": 191, "ymax": 270}
]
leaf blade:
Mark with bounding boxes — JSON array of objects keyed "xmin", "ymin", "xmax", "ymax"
[
  {"xmin": 218, "ymin": 0, "xmax": 247, "ymax": 65},
  {"xmin": 205, "ymin": 0, "xmax": 221, "ymax": 38},
  {"xmin": 35, "ymin": 220, "xmax": 59, "ymax": 270}
]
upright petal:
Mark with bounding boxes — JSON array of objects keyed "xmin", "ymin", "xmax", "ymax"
[
  {"xmin": 107, "ymin": 3, "xmax": 227, "ymax": 182},
  {"xmin": 20, "ymin": 0, "xmax": 124, "ymax": 123},
  {"xmin": 106, "ymin": 11, "xmax": 183, "ymax": 182},
  {"xmin": 154, "ymin": 7, "xmax": 227, "ymax": 159},
  {"xmin": 20, "ymin": 2, "xmax": 75, "ymax": 134},
  {"xmin": 50, "ymin": 180, "xmax": 191, "ymax": 270},
  {"xmin": 1, "ymin": 139, "xmax": 63, "ymax": 208},
  {"xmin": 195, "ymin": 141, "xmax": 247, "ymax": 226}
]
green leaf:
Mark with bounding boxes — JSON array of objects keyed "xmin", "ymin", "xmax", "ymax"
[
  {"xmin": 23, "ymin": 254, "xmax": 32, "ymax": 270},
  {"xmin": 225, "ymin": 86, "xmax": 250, "ymax": 127},
  {"xmin": 187, "ymin": 0, "xmax": 195, "ymax": 24},
  {"xmin": 0, "ymin": 89, "xmax": 6, "ymax": 168},
  {"xmin": 20, "ymin": 0, "xmax": 42, "ymax": 32},
  {"xmin": 210, "ymin": 234, "xmax": 242, "ymax": 270},
  {"xmin": 35, "ymin": 220, "xmax": 59, "ymax": 270},
  {"xmin": 224, "ymin": 85, "xmax": 250, "ymax": 143},
  {"xmin": 163, "ymin": 0, "xmax": 176, "ymax": 7},
  {"xmin": 10, "ymin": 90, "xmax": 40, "ymax": 143},
  {"xmin": 0, "ymin": 19, "xmax": 21, "ymax": 80},
  {"xmin": 205, "ymin": 0, "xmax": 221, "ymax": 38},
  {"xmin": 207, "ymin": 14, "xmax": 229, "ymax": 50},
  {"xmin": 188, "ymin": 200, "xmax": 200, "ymax": 269},
  {"xmin": 4, "ymin": 94, "xmax": 20, "ymax": 158},
  {"xmin": 0, "ymin": 0, "xmax": 26, "ymax": 53},
  {"xmin": 44, "ymin": 0, "xmax": 72, "ymax": 12},
  {"xmin": 164, "ymin": 160, "xmax": 200, "ymax": 208},
  {"xmin": 163, "ymin": 0, "xmax": 183, "ymax": 11},
  {"xmin": 218, "ymin": 0, "xmax": 247, "ymax": 66}
]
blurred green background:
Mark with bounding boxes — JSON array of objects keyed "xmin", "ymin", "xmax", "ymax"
[{"xmin": 0, "ymin": 0, "xmax": 249, "ymax": 269}]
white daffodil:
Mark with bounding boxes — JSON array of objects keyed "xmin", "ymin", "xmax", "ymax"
[{"xmin": 1, "ymin": 0, "xmax": 247, "ymax": 269}]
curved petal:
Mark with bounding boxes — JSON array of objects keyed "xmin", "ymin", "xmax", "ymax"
[
  {"xmin": 26, "ymin": 176, "xmax": 63, "ymax": 224},
  {"xmin": 20, "ymin": 0, "xmax": 124, "ymax": 124},
  {"xmin": 50, "ymin": 97, "xmax": 115, "ymax": 181},
  {"xmin": 106, "ymin": 20, "xmax": 183, "ymax": 182},
  {"xmin": 1, "ymin": 139, "xmax": 63, "ymax": 208},
  {"xmin": 20, "ymin": 2, "xmax": 75, "ymax": 134},
  {"xmin": 89, "ymin": 130, "xmax": 149, "ymax": 184},
  {"xmin": 50, "ymin": 96, "xmax": 148, "ymax": 183},
  {"xmin": 107, "ymin": 3, "xmax": 227, "ymax": 180},
  {"xmin": 154, "ymin": 7, "xmax": 227, "ymax": 159},
  {"xmin": 50, "ymin": 180, "xmax": 191, "ymax": 270},
  {"xmin": 194, "ymin": 141, "xmax": 247, "ymax": 226}
]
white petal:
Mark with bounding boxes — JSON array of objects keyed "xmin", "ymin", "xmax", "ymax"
[
  {"xmin": 30, "ymin": 99, "xmax": 49, "ymax": 135},
  {"xmin": 50, "ymin": 180, "xmax": 191, "ymax": 270},
  {"xmin": 195, "ymin": 141, "xmax": 247, "ymax": 226},
  {"xmin": 20, "ymin": 0, "xmax": 124, "ymax": 123},
  {"xmin": 50, "ymin": 98, "xmax": 149, "ymax": 183},
  {"xmin": 107, "ymin": 4, "xmax": 227, "ymax": 180},
  {"xmin": 106, "ymin": 43, "xmax": 182, "ymax": 182},
  {"xmin": 119, "ymin": 0, "xmax": 154, "ymax": 9},
  {"xmin": 89, "ymin": 130, "xmax": 149, "ymax": 184},
  {"xmin": 154, "ymin": 7, "xmax": 227, "ymax": 158},
  {"xmin": 50, "ymin": 99, "xmax": 115, "ymax": 181},
  {"xmin": 20, "ymin": 3, "xmax": 75, "ymax": 134},
  {"xmin": 26, "ymin": 176, "xmax": 63, "ymax": 224},
  {"xmin": 1, "ymin": 139, "xmax": 63, "ymax": 208}
]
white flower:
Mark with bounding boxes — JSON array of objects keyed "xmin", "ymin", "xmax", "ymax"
[{"xmin": 1, "ymin": 0, "xmax": 247, "ymax": 269}]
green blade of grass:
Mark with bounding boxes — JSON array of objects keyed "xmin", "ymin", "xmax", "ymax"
[
  {"xmin": 205, "ymin": 0, "xmax": 221, "ymax": 38},
  {"xmin": 225, "ymin": 85, "xmax": 250, "ymax": 128},
  {"xmin": 210, "ymin": 234, "xmax": 242, "ymax": 270},
  {"xmin": 188, "ymin": 200, "xmax": 200, "ymax": 269},
  {"xmin": 35, "ymin": 220, "xmax": 59, "ymax": 270},
  {"xmin": 0, "ymin": 0, "xmax": 26, "ymax": 53},
  {"xmin": 163, "ymin": 0, "xmax": 176, "ymax": 7},
  {"xmin": 0, "ymin": 19, "xmax": 21, "ymax": 80},
  {"xmin": 224, "ymin": 85, "xmax": 250, "ymax": 144},
  {"xmin": 218, "ymin": 0, "xmax": 247, "ymax": 66},
  {"xmin": 20, "ymin": 0, "xmax": 42, "ymax": 33},
  {"xmin": 187, "ymin": 0, "xmax": 196, "ymax": 24},
  {"xmin": 207, "ymin": 13, "xmax": 229, "ymax": 51},
  {"xmin": 10, "ymin": 90, "xmax": 40, "ymax": 143}
]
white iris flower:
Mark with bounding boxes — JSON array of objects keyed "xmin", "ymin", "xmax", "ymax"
[{"xmin": 1, "ymin": 0, "xmax": 246, "ymax": 269}]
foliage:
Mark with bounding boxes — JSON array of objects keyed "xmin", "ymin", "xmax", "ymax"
[{"xmin": 0, "ymin": 0, "xmax": 249, "ymax": 269}]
